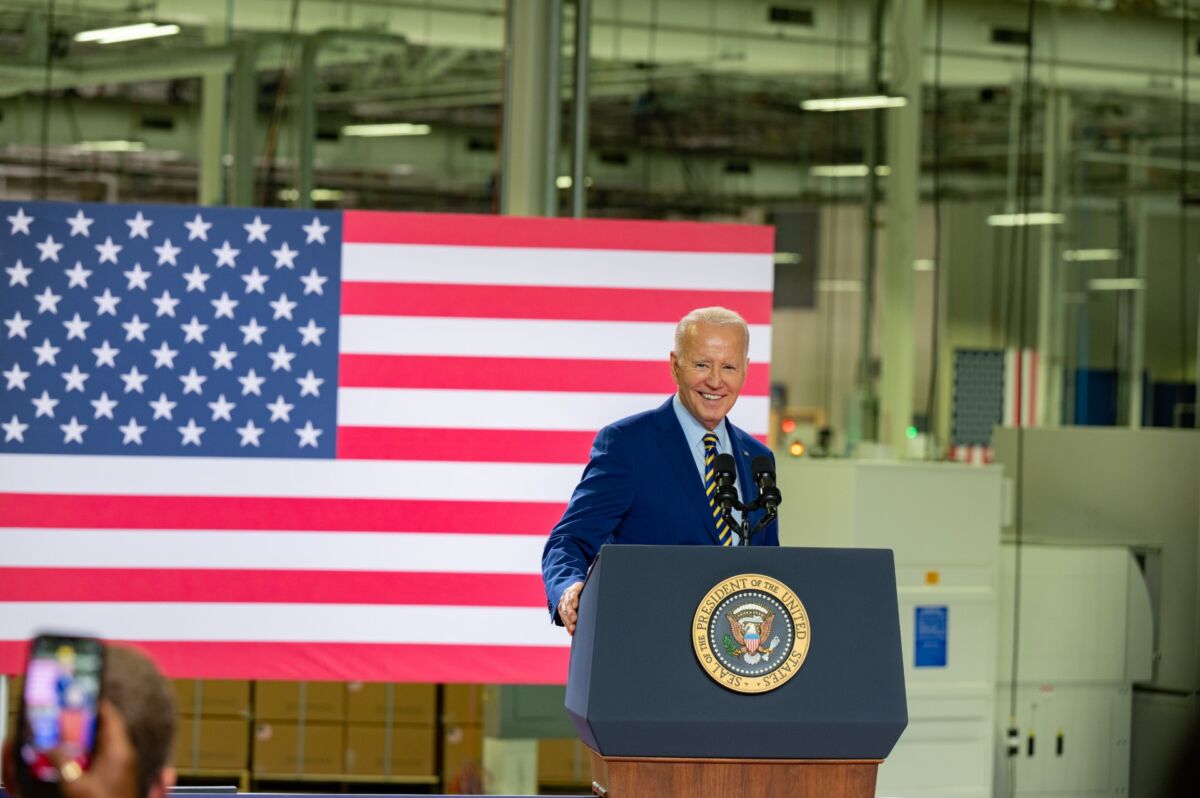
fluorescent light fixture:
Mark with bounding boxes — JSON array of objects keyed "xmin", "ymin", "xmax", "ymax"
[
  {"xmin": 913, "ymin": 259, "xmax": 936, "ymax": 271},
  {"xmin": 75, "ymin": 140, "xmax": 147, "ymax": 153},
  {"xmin": 773, "ymin": 252, "xmax": 802, "ymax": 265},
  {"xmin": 801, "ymin": 95, "xmax": 908, "ymax": 112},
  {"xmin": 809, "ymin": 164, "xmax": 891, "ymax": 178},
  {"xmin": 310, "ymin": 188, "xmax": 344, "ymax": 202},
  {"xmin": 816, "ymin": 279, "xmax": 862, "ymax": 293},
  {"xmin": 1088, "ymin": 278, "xmax": 1145, "ymax": 292},
  {"xmin": 555, "ymin": 175, "xmax": 593, "ymax": 189},
  {"xmin": 986, "ymin": 212, "xmax": 1065, "ymax": 227},
  {"xmin": 1063, "ymin": 248, "xmax": 1120, "ymax": 262},
  {"xmin": 75, "ymin": 23, "xmax": 180, "ymax": 44},
  {"xmin": 341, "ymin": 123, "xmax": 432, "ymax": 137}
]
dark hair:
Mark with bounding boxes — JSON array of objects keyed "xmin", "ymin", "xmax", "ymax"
[{"xmin": 102, "ymin": 645, "xmax": 176, "ymax": 798}]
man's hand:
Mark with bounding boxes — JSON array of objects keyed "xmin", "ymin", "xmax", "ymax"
[{"xmin": 557, "ymin": 581, "xmax": 585, "ymax": 635}]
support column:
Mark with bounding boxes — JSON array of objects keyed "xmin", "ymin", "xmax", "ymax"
[
  {"xmin": 198, "ymin": 25, "xmax": 227, "ymax": 206},
  {"xmin": 878, "ymin": 0, "xmax": 924, "ymax": 457},
  {"xmin": 296, "ymin": 36, "xmax": 319, "ymax": 209},
  {"xmin": 1036, "ymin": 91, "xmax": 1071, "ymax": 426},
  {"xmin": 231, "ymin": 40, "xmax": 258, "ymax": 207},
  {"xmin": 500, "ymin": 0, "xmax": 560, "ymax": 216},
  {"xmin": 570, "ymin": 0, "xmax": 591, "ymax": 218}
]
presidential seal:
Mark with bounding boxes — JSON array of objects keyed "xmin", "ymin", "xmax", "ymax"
[{"xmin": 692, "ymin": 573, "xmax": 811, "ymax": 694}]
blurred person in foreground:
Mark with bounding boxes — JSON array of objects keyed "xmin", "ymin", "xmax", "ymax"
[
  {"xmin": 542, "ymin": 306, "xmax": 778, "ymax": 635},
  {"xmin": 3, "ymin": 645, "xmax": 176, "ymax": 798}
]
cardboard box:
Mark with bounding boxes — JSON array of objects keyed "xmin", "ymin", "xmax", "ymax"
[
  {"xmin": 345, "ymin": 683, "xmax": 436, "ymax": 725},
  {"xmin": 174, "ymin": 680, "xmax": 251, "ymax": 718},
  {"xmin": 252, "ymin": 722, "xmax": 344, "ymax": 776},
  {"xmin": 254, "ymin": 682, "xmax": 344, "ymax": 723},
  {"xmin": 174, "ymin": 717, "xmax": 250, "ymax": 771},
  {"xmin": 537, "ymin": 738, "xmax": 591, "ymax": 785},
  {"xmin": 343, "ymin": 723, "xmax": 436, "ymax": 777},
  {"xmin": 440, "ymin": 723, "xmax": 483, "ymax": 783},
  {"xmin": 441, "ymin": 684, "xmax": 485, "ymax": 725}
]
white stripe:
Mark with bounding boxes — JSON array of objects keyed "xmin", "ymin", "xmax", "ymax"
[
  {"xmin": 0, "ymin": 454, "xmax": 581, "ymax": 501},
  {"xmin": 343, "ymin": 243, "xmax": 774, "ymax": 291},
  {"xmin": 339, "ymin": 316, "xmax": 773, "ymax": 362},
  {"xmin": 0, "ymin": 603, "xmax": 565, "ymax": 647},
  {"xmin": 338, "ymin": 388, "xmax": 771, "ymax": 435},
  {"xmin": 0, "ymin": 529, "xmax": 544, "ymax": 573}
]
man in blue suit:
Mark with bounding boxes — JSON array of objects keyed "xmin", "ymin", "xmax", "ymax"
[{"xmin": 542, "ymin": 306, "xmax": 778, "ymax": 634}]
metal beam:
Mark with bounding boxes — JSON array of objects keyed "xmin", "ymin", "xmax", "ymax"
[
  {"xmin": 499, "ymin": 0, "xmax": 558, "ymax": 216},
  {"xmin": 231, "ymin": 40, "xmax": 259, "ymax": 207},
  {"xmin": 570, "ymin": 0, "xmax": 591, "ymax": 218}
]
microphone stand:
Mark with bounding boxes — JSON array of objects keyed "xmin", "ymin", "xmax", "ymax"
[{"xmin": 719, "ymin": 496, "xmax": 778, "ymax": 547}]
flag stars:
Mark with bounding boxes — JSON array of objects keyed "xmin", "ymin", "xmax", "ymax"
[
  {"xmin": 6, "ymin": 311, "xmax": 32, "ymax": 339},
  {"xmin": 185, "ymin": 213, "xmax": 212, "ymax": 241},
  {"xmin": 299, "ymin": 267, "xmax": 327, "ymax": 295},
  {"xmin": 298, "ymin": 319, "xmax": 326, "ymax": 347},
  {"xmin": 63, "ymin": 313, "xmax": 91, "ymax": 341},
  {"xmin": 268, "ymin": 344, "xmax": 296, "ymax": 372},
  {"xmin": 302, "ymin": 216, "xmax": 330, "ymax": 244},
  {"xmin": 7, "ymin": 260, "xmax": 33, "ymax": 287},
  {"xmin": 295, "ymin": 421, "xmax": 323, "ymax": 448},
  {"xmin": 123, "ymin": 263, "xmax": 150, "ymax": 290},
  {"xmin": 237, "ymin": 419, "xmax": 264, "ymax": 447},
  {"xmin": 266, "ymin": 395, "xmax": 294, "ymax": 422},
  {"xmin": 179, "ymin": 367, "xmax": 207, "ymax": 395},
  {"xmin": 93, "ymin": 288, "xmax": 121, "ymax": 316},
  {"xmin": 60, "ymin": 416, "xmax": 88, "ymax": 444},
  {"xmin": 90, "ymin": 392, "xmax": 118, "ymax": 420},
  {"xmin": 120, "ymin": 365, "xmax": 149, "ymax": 394},
  {"xmin": 296, "ymin": 370, "xmax": 324, "ymax": 397},
  {"xmin": 239, "ymin": 318, "xmax": 267, "ymax": 345},
  {"xmin": 154, "ymin": 238, "xmax": 181, "ymax": 266},
  {"xmin": 208, "ymin": 394, "xmax": 236, "ymax": 422},
  {"xmin": 92, "ymin": 340, "xmax": 119, "ymax": 368},
  {"xmin": 213, "ymin": 240, "xmax": 240, "ymax": 268},
  {"xmin": 271, "ymin": 241, "xmax": 299, "ymax": 269},
  {"xmin": 238, "ymin": 368, "xmax": 265, "ymax": 396},
  {"xmin": 95, "ymin": 236, "xmax": 122, "ymax": 264},
  {"xmin": 36, "ymin": 234, "xmax": 63, "ymax": 262},
  {"xmin": 244, "ymin": 215, "xmax": 271, "ymax": 243},
  {"xmin": 242, "ymin": 266, "xmax": 269, "ymax": 294},
  {"xmin": 149, "ymin": 393, "xmax": 177, "ymax": 420},
  {"xmin": 3, "ymin": 415, "xmax": 28, "ymax": 443},
  {"xmin": 125, "ymin": 211, "xmax": 153, "ymax": 239},
  {"xmin": 152, "ymin": 290, "xmax": 180, "ymax": 318},
  {"xmin": 4, "ymin": 363, "xmax": 30, "ymax": 390},
  {"xmin": 119, "ymin": 417, "xmax": 147, "ymax": 445},
  {"xmin": 33, "ymin": 339, "xmax": 61, "ymax": 366},
  {"xmin": 181, "ymin": 316, "xmax": 208, "ymax": 343},
  {"xmin": 270, "ymin": 292, "xmax": 297, "ymax": 320},
  {"xmin": 7, "ymin": 206, "xmax": 33, "ymax": 235},
  {"xmin": 150, "ymin": 341, "xmax": 179, "ymax": 369},
  {"xmin": 211, "ymin": 292, "xmax": 239, "ymax": 319},
  {"xmin": 61, "ymin": 364, "xmax": 89, "ymax": 392},
  {"xmin": 182, "ymin": 265, "xmax": 211, "ymax": 292},
  {"xmin": 122, "ymin": 315, "xmax": 150, "ymax": 342},
  {"xmin": 32, "ymin": 390, "xmax": 59, "ymax": 418},
  {"xmin": 209, "ymin": 343, "xmax": 237, "ymax": 370},
  {"xmin": 67, "ymin": 210, "xmax": 94, "ymax": 237},
  {"xmin": 178, "ymin": 418, "xmax": 205, "ymax": 446},
  {"xmin": 34, "ymin": 286, "xmax": 63, "ymax": 314}
]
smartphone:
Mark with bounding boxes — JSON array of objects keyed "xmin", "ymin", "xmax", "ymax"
[{"xmin": 16, "ymin": 634, "xmax": 105, "ymax": 791}]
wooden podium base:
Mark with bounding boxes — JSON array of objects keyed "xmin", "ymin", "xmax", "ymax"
[{"xmin": 589, "ymin": 751, "xmax": 880, "ymax": 798}]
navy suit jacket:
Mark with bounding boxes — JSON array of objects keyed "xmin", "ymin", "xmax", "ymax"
[{"xmin": 541, "ymin": 397, "xmax": 779, "ymax": 623}]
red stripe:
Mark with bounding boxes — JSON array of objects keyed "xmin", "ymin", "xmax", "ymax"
[
  {"xmin": 337, "ymin": 354, "xmax": 772, "ymax": 395},
  {"xmin": 341, "ymin": 282, "xmax": 773, "ymax": 324},
  {"xmin": 0, "ymin": 569, "xmax": 545, "ymax": 607},
  {"xmin": 0, "ymin": 640, "xmax": 568, "ymax": 684},
  {"xmin": 0, "ymin": 494, "xmax": 563, "ymax": 534},
  {"xmin": 338, "ymin": 427, "xmax": 594, "ymax": 464},
  {"xmin": 343, "ymin": 210, "xmax": 774, "ymax": 253}
]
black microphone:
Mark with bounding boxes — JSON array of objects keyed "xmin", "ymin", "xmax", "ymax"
[
  {"xmin": 751, "ymin": 455, "xmax": 782, "ymax": 512},
  {"xmin": 713, "ymin": 453, "xmax": 739, "ymax": 513}
]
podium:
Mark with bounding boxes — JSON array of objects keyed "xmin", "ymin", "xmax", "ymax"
[{"xmin": 565, "ymin": 545, "xmax": 907, "ymax": 797}]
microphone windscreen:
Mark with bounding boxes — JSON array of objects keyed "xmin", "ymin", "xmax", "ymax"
[
  {"xmin": 751, "ymin": 455, "xmax": 774, "ymax": 477},
  {"xmin": 714, "ymin": 452, "xmax": 737, "ymax": 477}
]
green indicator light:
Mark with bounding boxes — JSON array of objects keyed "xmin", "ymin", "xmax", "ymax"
[{"xmin": 905, "ymin": 425, "xmax": 918, "ymax": 439}]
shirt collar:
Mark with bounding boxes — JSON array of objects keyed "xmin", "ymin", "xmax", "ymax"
[{"xmin": 672, "ymin": 393, "xmax": 730, "ymax": 452}]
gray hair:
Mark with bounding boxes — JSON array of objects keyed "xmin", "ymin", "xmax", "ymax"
[{"xmin": 673, "ymin": 306, "xmax": 750, "ymax": 357}]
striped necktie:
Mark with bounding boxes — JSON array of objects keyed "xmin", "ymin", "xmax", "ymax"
[{"xmin": 703, "ymin": 433, "xmax": 733, "ymax": 546}]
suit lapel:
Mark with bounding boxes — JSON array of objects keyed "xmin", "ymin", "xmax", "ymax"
[
  {"xmin": 729, "ymin": 423, "xmax": 760, "ymax": 531},
  {"xmin": 651, "ymin": 400, "xmax": 720, "ymax": 541}
]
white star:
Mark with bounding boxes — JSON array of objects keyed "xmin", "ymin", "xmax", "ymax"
[
  {"xmin": 244, "ymin": 215, "xmax": 271, "ymax": 243},
  {"xmin": 4, "ymin": 363, "xmax": 30, "ymax": 390},
  {"xmin": 33, "ymin": 339, "xmax": 60, "ymax": 365},
  {"xmin": 151, "ymin": 290, "xmax": 180, "ymax": 318},
  {"xmin": 209, "ymin": 343, "xmax": 237, "ymax": 370},
  {"xmin": 266, "ymin": 395, "xmax": 294, "ymax": 422},
  {"xmin": 295, "ymin": 421, "xmax": 323, "ymax": 448},
  {"xmin": 32, "ymin": 390, "xmax": 58, "ymax": 417},
  {"xmin": 36, "ymin": 234, "xmax": 63, "ymax": 262},
  {"xmin": 270, "ymin": 292, "xmax": 297, "ymax": 320},
  {"xmin": 60, "ymin": 416, "xmax": 87, "ymax": 444},
  {"xmin": 93, "ymin": 288, "xmax": 121, "ymax": 316},
  {"xmin": 7, "ymin": 259, "xmax": 33, "ymax": 287},
  {"xmin": 65, "ymin": 261, "xmax": 93, "ymax": 289},
  {"xmin": 94, "ymin": 236, "xmax": 122, "ymax": 264},
  {"xmin": 90, "ymin": 391, "xmax": 118, "ymax": 420},
  {"xmin": 61, "ymin": 364, "xmax": 89, "ymax": 392},
  {"xmin": 299, "ymin": 267, "xmax": 328, "ymax": 295},
  {"xmin": 92, "ymin": 340, "xmax": 119, "ymax": 368},
  {"xmin": 179, "ymin": 367, "xmax": 207, "ymax": 395},
  {"xmin": 63, "ymin": 313, "xmax": 90, "ymax": 341},
  {"xmin": 5, "ymin": 311, "xmax": 32, "ymax": 339},
  {"xmin": 185, "ymin": 213, "xmax": 212, "ymax": 241},
  {"xmin": 237, "ymin": 419, "xmax": 264, "ymax": 447},
  {"xmin": 150, "ymin": 341, "xmax": 178, "ymax": 369},
  {"xmin": 181, "ymin": 316, "xmax": 208, "ymax": 343},
  {"xmin": 125, "ymin": 211, "xmax": 153, "ymax": 239},
  {"xmin": 271, "ymin": 241, "xmax": 299, "ymax": 269},
  {"xmin": 182, "ymin": 265, "xmax": 210, "ymax": 292},
  {"xmin": 66, "ymin": 209, "xmax": 94, "ymax": 237},
  {"xmin": 297, "ymin": 319, "xmax": 326, "ymax": 347},
  {"xmin": 7, "ymin": 207, "xmax": 33, "ymax": 235},
  {"xmin": 121, "ymin": 315, "xmax": 150, "ymax": 342},
  {"xmin": 213, "ymin": 240, "xmax": 240, "ymax": 268},
  {"xmin": 211, "ymin": 291, "xmax": 238, "ymax": 319},
  {"xmin": 34, "ymin": 286, "xmax": 62, "ymax": 314},
  {"xmin": 123, "ymin": 263, "xmax": 150, "ymax": 290},
  {"xmin": 154, "ymin": 238, "xmax": 181, "ymax": 266},
  {"xmin": 296, "ymin": 369, "xmax": 325, "ymax": 397},
  {"xmin": 120, "ymin": 365, "xmax": 149, "ymax": 394},
  {"xmin": 119, "ymin": 417, "xmax": 147, "ymax": 445},
  {"xmin": 239, "ymin": 317, "xmax": 267, "ymax": 345},
  {"xmin": 207, "ymin": 394, "xmax": 236, "ymax": 422},
  {"xmin": 241, "ymin": 266, "xmax": 269, "ymax": 294},
  {"xmin": 149, "ymin": 393, "xmax": 177, "ymax": 420},
  {"xmin": 178, "ymin": 418, "xmax": 206, "ymax": 446},
  {"xmin": 238, "ymin": 368, "xmax": 265, "ymax": 396},
  {"xmin": 2, "ymin": 414, "xmax": 28, "ymax": 442},
  {"xmin": 267, "ymin": 344, "xmax": 296, "ymax": 372},
  {"xmin": 302, "ymin": 216, "xmax": 330, "ymax": 244},
  {"xmin": 117, "ymin": 412, "xmax": 145, "ymax": 444}
]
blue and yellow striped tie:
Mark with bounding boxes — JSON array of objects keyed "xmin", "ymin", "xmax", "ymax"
[{"xmin": 703, "ymin": 433, "xmax": 733, "ymax": 546}]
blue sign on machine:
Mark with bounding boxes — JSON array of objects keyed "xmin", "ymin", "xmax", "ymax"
[{"xmin": 914, "ymin": 606, "xmax": 948, "ymax": 668}]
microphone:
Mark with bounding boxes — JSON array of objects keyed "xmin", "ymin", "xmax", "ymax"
[
  {"xmin": 713, "ymin": 453, "xmax": 739, "ymax": 513},
  {"xmin": 751, "ymin": 455, "xmax": 782, "ymax": 512}
]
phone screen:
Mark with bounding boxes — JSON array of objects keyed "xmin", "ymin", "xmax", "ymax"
[{"xmin": 20, "ymin": 635, "xmax": 104, "ymax": 782}]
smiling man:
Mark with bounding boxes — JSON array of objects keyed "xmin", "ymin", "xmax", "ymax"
[{"xmin": 542, "ymin": 306, "xmax": 778, "ymax": 635}]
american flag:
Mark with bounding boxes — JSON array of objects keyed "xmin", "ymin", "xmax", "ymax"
[{"xmin": 0, "ymin": 200, "xmax": 773, "ymax": 683}]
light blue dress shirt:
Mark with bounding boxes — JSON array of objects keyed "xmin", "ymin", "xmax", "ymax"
[{"xmin": 672, "ymin": 393, "xmax": 742, "ymax": 543}]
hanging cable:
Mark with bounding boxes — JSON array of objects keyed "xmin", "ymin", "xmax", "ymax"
[
  {"xmin": 258, "ymin": 0, "xmax": 304, "ymax": 207},
  {"xmin": 924, "ymin": 0, "xmax": 945, "ymax": 455},
  {"xmin": 37, "ymin": 0, "xmax": 57, "ymax": 200},
  {"xmin": 1179, "ymin": 1, "xmax": 1192, "ymax": 425}
]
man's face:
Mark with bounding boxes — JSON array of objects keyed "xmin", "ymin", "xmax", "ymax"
[{"xmin": 670, "ymin": 322, "xmax": 748, "ymax": 431}]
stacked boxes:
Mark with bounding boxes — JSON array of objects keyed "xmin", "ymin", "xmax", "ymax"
[
  {"xmin": 537, "ymin": 738, "xmax": 592, "ymax": 786},
  {"xmin": 172, "ymin": 680, "xmax": 251, "ymax": 773},
  {"xmin": 440, "ymin": 684, "xmax": 484, "ymax": 790},
  {"xmin": 252, "ymin": 682, "xmax": 345, "ymax": 777},
  {"xmin": 343, "ymin": 682, "xmax": 436, "ymax": 778}
]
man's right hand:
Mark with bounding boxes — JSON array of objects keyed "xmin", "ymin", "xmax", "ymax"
[{"xmin": 557, "ymin": 581, "xmax": 585, "ymax": 635}]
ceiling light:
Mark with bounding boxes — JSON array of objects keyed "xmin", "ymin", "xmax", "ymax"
[
  {"xmin": 801, "ymin": 95, "xmax": 908, "ymax": 112},
  {"xmin": 1088, "ymin": 278, "xmax": 1145, "ymax": 292},
  {"xmin": 809, "ymin": 164, "xmax": 891, "ymax": 177},
  {"xmin": 913, "ymin": 259, "xmax": 936, "ymax": 271},
  {"xmin": 342, "ymin": 123, "xmax": 432, "ymax": 137},
  {"xmin": 987, "ymin": 212, "xmax": 1065, "ymax": 227},
  {"xmin": 310, "ymin": 188, "xmax": 344, "ymax": 202},
  {"xmin": 1063, "ymin": 248, "xmax": 1120, "ymax": 262},
  {"xmin": 75, "ymin": 140, "xmax": 147, "ymax": 153},
  {"xmin": 773, "ymin": 252, "xmax": 802, "ymax": 265},
  {"xmin": 816, "ymin": 279, "xmax": 862, "ymax": 293},
  {"xmin": 75, "ymin": 23, "xmax": 180, "ymax": 44}
]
